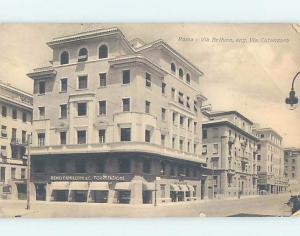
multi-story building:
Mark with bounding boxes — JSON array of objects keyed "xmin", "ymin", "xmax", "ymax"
[
  {"xmin": 254, "ymin": 128, "xmax": 288, "ymax": 194},
  {"xmin": 284, "ymin": 148, "xmax": 300, "ymax": 193},
  {"xmin": 0, "ymin": 81, "xmax": 32, "ymax": 199},
  {"xmin": 202, "ymin": 111, "xmax": 259, "ymax": 199},
  {"xmin": 27, "ymin": 28, "xmax": 210, "ymax": 204}
]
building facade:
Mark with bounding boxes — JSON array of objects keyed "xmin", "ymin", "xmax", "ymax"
[
  {"xmin": 202, "ymin": 111, "xmax": 259, "ymax": 199},
  {"xmin": 0, "ymin": 81, "xmax": 32, "ymax": 199},
  {"xmin": 254, "ymin": 128, "xmax": 288, "ymax": 194},
  {"xmin": 284, "ymin": 148, "xmax": 300, "ymax": 193},
  {"xmin": 27, "ymin": 28, "xmax": 210, "ymax": 204}
]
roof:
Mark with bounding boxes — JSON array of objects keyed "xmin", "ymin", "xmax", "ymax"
[
  {"xmin": 253, "ymin": 127, "xmax": 283, "ymax": 140},
  {"xmin": 203, "ymin": 119, "xmax": 259, "ymax": 142},
  {"xmin": 208, "ymin": 110, "xmax": 254, "ymax": 125},
  {"xmin": 135, "ymin": 39, "xmax": 204, "ymax": 76}
]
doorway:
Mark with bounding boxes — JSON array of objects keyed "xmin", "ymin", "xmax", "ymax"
[
  {"xmin": 35, "ymin": 183, "xmax": 46, "ymax": 201},
  {"xmin": 142, "ymin": 190, "xmax": 152, "ymax": 204}
]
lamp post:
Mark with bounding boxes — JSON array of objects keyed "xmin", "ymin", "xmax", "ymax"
[
  {"xmin": 285, "ymin": 71, "xmax": 300, "ymax": 110},
  {"xmin": 154, "ymin": 168, "xmax": 164, "ymax": 206},
  {"xmin": 26, "ymin": 134, "xmax": 31, "ymax": 210}
]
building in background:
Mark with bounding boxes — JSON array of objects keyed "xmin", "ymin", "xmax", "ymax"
[
  {"xmin": 254, "ymin": 128, "xmax": 288, "ymax": 194},
  {"xmin": 284, "ymin": 148, "xmax": 300, "ymax": 193},
  {"xmin": 0, "ymin": 81, "xmax": 32, "ymax": 200},
  {"xmin": 27, "ymin": 27, "xmax": 210, "ymax": 204},
  {"xmin": 202, "ymin": 111, "xmax": 259, "ymax": 199}
]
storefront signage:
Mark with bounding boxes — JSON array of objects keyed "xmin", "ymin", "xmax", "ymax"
[{"xmin": 49, "ymin": 174, "xmax": 129, "ymax": 182}]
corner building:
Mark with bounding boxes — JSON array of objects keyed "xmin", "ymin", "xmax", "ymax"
[
  {"xmin": 27, "ymin": 28, "xmax": 209, "ymax": 204},
  {"xmin": 202, "ymin": 111, "xmax": 259, "ymax": 199},
  {"xmin": 284, "ymin": 148, "xmax": 300, "ymax": 193}
]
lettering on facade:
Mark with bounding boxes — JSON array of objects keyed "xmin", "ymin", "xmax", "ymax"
[{"xmin": 50, "ymin": 174, "xmax": 126, "ymax": 182}]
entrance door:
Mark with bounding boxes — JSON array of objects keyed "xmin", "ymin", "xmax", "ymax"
[
  {"xmin": 73, "ymin": 190, "xmax": 88, "ymax": 202},
  {"xmin": 53, "ymin": 190, "xmax": 68, "ymax": 201},
  {"xmin": 35, "ymin": 183, "xmax": 46, "ymax": 201},
  {"xmin": 118, "ymin": 190, "xmax": 131, "ymax": 204},
  {"xmin": 16, "ymin": 183, "xmax": 27, "ymax": 200},
  {"xmin": 142, "ymin": 190, "xmax": 152, "ymax": 204}
]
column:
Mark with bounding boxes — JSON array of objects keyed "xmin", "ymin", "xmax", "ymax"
[{"xmin": 130, "ymin": 180, "xmax": 143, "ymax": 204}]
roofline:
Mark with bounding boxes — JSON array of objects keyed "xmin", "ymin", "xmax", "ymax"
[
  {"xmin": 209, "ymin": 111, "xmax": 254, "ymax": 125},
  {"xmin": 203, "ymin": 119, "xmax": 259, "ymax": 142},
  {"xmin": 284, "ymin": 147, "xmax": 300, "ymax": 152},
  {"xmin": 253, "ymin": 127, "xmax": 283, "ymax": 139},
  {"xmin": 27, "ymin": 67, "xmax": 57, "ymax": 80},
  {"xmin": 135, "ymin": 40, "xmax": 204, "ymax": 76},
  {"xmin": 0, "ymin": 81, "xmax": 33, "ymax": 99}
]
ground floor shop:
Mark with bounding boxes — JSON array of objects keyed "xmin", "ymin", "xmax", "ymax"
[
  {"xmin": 30, "ymin": 152, "xmax": 211, "ymax": 204},
  {"xmin": 257, "ymin": 174, "xmax": 289, "ymax": 194}
]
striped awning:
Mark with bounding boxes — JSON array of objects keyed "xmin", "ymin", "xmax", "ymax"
[
  {"xmin": 89, "ymin": 182, "xmax": 109, "ymax": 191},
  {"xmin": 143, "ymin": 182, "xmax": 155, "ymax": 191},
  {"xmin": 50, "ymin": 182, "xmax": 69, "ymax": 190},
  {"xmin": 170, "ymin": 184, "xmax": 180, "ymax": 191},
  {"xmin": 69, "ymin": 182, "xmax": 89, "ymax": 191},
  {"xmin": 114, "ymin": 182, "xmax": 131, "ymax": 190},
  {"xmin": 179, "ymin": 185, "xmax": 189, "ymax": 192},
  {"xmin": 187, "ymin": 185, "xmax": 195, "ymax": 192}
]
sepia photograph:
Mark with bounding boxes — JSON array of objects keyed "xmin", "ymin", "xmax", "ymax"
[{"xmin": 0, "ymin": 23, "xmax": 299, "ymax": 217}]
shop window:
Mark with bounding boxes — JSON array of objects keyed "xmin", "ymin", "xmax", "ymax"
[
  {"xmin": 99, "ymin": 100, "xmax": 106, "ymax": 115},
  {"xmin": 145, "ymin": 100, "xmax": 151, "ymax": 114},
  {"xmin": 60, "ymin": 51, "xmax": 69, "ymax": 65},
  {"xmin": 75, "ymin": 159, "xmax": 86, "ymax": 173},
  {"xmin": 77, "ymin": 130, "xmax": 86, "ymax": 144},
  {"xmin": 99, "ymin": 45, "xmax": 108, "ymax": 59},
  {"xmin": 77, "ymin": 102, "xmax": 87, "ymax": 116},
  {"xmin": 99, "ymin": 73, "xmax": 107, "ymax": 87},
  {"xmin": 60, "ymin": 78, "xmax": 68, "ymax": 92},
  {"xmin": 122, "ymin": 70, "xmax": 130, "ymax": 84},
  {"xmin": 99, "ymin": 129, "xmax": 106, "ymax": 143},
  {"xmin": 60, "ymin": 131, "xmax": 66, "ymax": 145},
  {"xmin": 143, "ymin": 159, "xmax": 152, "ymax": 174},
  {"xmin": 78, "ymin": 48, "xmax": 88, "ymax": 62},
  {"xmin": 145, "ymin": 72, "xmax": 151, "ymax": 87},
  {"xmin": 78, "ymin": 75, "xmax": 88, "ymax": 89},
  {"xmin": 120, "ymin": 128, "xmax": 131, "ymax": 141},
  {"xmin": 60, "ymin": 104, "xmax": 67, "ymax": 119},
  {"xmin": 122, "ymin": 98, "xmax": 130, "ymax": 112},
  {"xmin": 118, "ymin": 159, "xmax": 131, "ymax": 173}
]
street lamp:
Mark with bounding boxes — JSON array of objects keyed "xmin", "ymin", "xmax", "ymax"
[{"xmin": 285, "ymin": 71, "xmax": 299, "ymax": 110}]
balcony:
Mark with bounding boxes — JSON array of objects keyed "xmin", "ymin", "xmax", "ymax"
[
  {"xmin": 10, "ymin": 138, "xmax": 27, "ymax": 146},
  {"xmin": 31, "ymin": 141, "xmax": 206, "ymax": 164}
]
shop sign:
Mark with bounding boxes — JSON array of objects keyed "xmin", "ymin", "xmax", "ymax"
[{"xmin": 49, "ymin": 174, "xmax": 130, "ymax": 182}]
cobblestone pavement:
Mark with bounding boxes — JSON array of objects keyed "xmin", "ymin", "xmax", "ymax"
[{"xmin": 0, "ymin": 193, "xmax": 293, "ymax": 218}]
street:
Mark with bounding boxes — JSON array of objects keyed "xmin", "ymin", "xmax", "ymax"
[{"xmin": 0, "ymin": 193, "xmax": 293, "ymax": 217}]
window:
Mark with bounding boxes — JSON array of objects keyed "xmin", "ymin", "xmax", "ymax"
[
  {"xmin": 118, "ymin": 159, "xmax": 131, "ymax": 173},
  {"xmin": 186, "ymin": 73, "xmax": 191, "ymax": 84},
  {"xmin": 38, "ymin": 133, "xmax": 45, "ymax": 146},
  {"xmin": 60, "ymin": 104, "xmax": 67, "ymax": 119},
  {"xmin": 202, "ymin": 145, "xmax": 207, "ymax": 155},
  {"xmin": 292, "ymin": 159, "xmax": 296, "ymax": 163},
  {"xmin": 188, "ymin": 119, "xmax": 192, "ymax": 130},
  {"xmin": 78, "ymin": 48, "xmax": 88, "ymax": 62},
  {"xmin": 213, "ymin": 144, "xmax": 219, "ymax": 154},
  {"xmin": 186, "ymin": 96, "xmax": 190, "ymax": 109},
  {"xmin": 77, "ymin": 102, "xmax": 87, "ymax": 116},
  {"xmin": 99, "ymin": 45, "xmax": 108, "ymax": 59},
  {"xmin": 257, "ymin": 166, "xmax": 261, "ymax": 172},
  {"xmin": 0, "ymin": 167, "xmax": 5, "ymax": 182},
  {"xmin": 61, "ymin": 78, "xmax": 68, "ymax": 92},
  {"xmin": 143, "ymin": 159, "xmax": 152, "ymax": 174},
  {"xmin": 60, "ymin": 131, "xmax": 66, "ymax": 145},
  {"xmin": 21, "ymin": 168, "xmax": 26, "ymax": 179},
  {"xmin": 194, "ymin": 122, "xmax": 198, "ymax": 133},
  {"xmin": 77, "ymin": 130, "xmax": 86, "ymax": 144},
  {"xmin": 180, "ymin": 116, "xmax": 184, "ymax": 127},
  {"xmin": 145, "ymin": 72, "xmax": 151, "ymax": 87},
  {"xmin": 99, "ymin": 73, "xmax": 107, "ymax": 87},
  {"xmin": 12, "ymin": 108, "xmax": 17, "ymax": 119},
  {"xmin": 171, "ymin": 63, "xmax": 176, "ymax": 73},
  {"xmin": 120, "ymin": 128, "xmax": 131, "ymax": 141},
  {"xmin": 257, "ymin": 144, "xmax": 261, "ymax": 150},
  {"xmin": 178, "ymin": 92, "xmax": 184, "ymax": 104},
  {"xmin": 161, "ymin": 134, "xmax": 166, "ymax": 146},
  {"xmin": 194, "ymin": 100, "xmax": 198, "ymax": 112},
  {"xmin": 202, "ymin": 129, "xmax": 208, "ymax": 139},
  {"xmin": 75, "ymin": 159, "xmax": 86, "ymax": 173},
  {"xmin": 60, "ymin": 51, "xmax": 69, "ymax": 65},
  {"xmin": 172, "ymin": 112, "xmax": 177, "ymax": 125},
  {"xmin": 161, "ymin": 108, "xmax": 166, "ymax": 121},
  {"xmin": 38, "ymin": 81, "xmax": 45, "ymax": 94},
  {"xmin": 1, "ymin": 125, "xmax": 7, "ymax": 138},
  {"xmin": 145, "ymin": 129, "xmax": 151, "ymax": 143},
  {"xmin": 292, "ymin": 173, "xmax": 295, "ymax": 178},
  {"xmin": 78, "ymin": 75, "xmax": 88, "ymax": 89},
  {"xmin": 22, "ymin": 112, "xmax": 27, "ymax": 122},
  {"xmin": 99, "ymin": 100, "xmax": 106, "ymax": 115},
  {"xmin": 172, "ymin": 137, "xmax": 176, "ymax": 149},
  {"xmin": 194, "ymin": 144, "xmax": 197, "ymax": 154},
  {"xmin": 1, "ymin": 146, "xmax": 7, "ymax": 157},
  {"xmin": 171, "ymin": 88, "xmax": 176, "ymax": 99},
  {"xmin": 122, "ymin": 98, "xmax": 130, "ymax": 112},
  {"xmin": 12, "ymin": 128, "xmax": 16, "ymax": 140},
  {"xmin": 179, "ymin": 139, "xmax": 184, "ymax": 151},
  {"xmin": 99, "ymin": 129, "xmax": 106, "ymax": 143},
  {"xmin": 179, "ymin": 68, "xmax": 183, "ymax": 78},
  {"xmin": 162, "ymin": 82, "xmax": 166, "ymax": 95},
  {"xmin": 122, "ymin": 70, "xmax": 130, "ymax": 84},
  {"xmin": 22, "ymin": 131, "xmax": 27, "ymax": 144},
  {"xmin": 1, "ymin": 106, "xmax": 7, "ymax": 117},
  {"xmin": 257, "ymin": 155, "xmax": 261, "ymax": 161},
  {"xmin": 160, "ymin": 184, "xmax": 166, "ymax": 198},
  {"xmin": 187, "ymin": 141, "xmax": 190, "ymax": 152},
  {"xmin": 145, "ymin": 100, "xmax": 151, "ymax": 114}
]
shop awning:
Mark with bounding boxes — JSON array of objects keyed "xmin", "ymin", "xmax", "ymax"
[
  {"xmin": 187, "ymin": 185, "xmax": 195, "ymax": 192},
  {"xmin": 50, "ymin": 182, "xmax": 70, "ymax": 190},
  {"xmin": 114, "ymin": 182, "xmax": 131, "ymax": 190},
  {"xmin": 143, "ymin": 182, "xmax": 155, "ymax": 191},
  {"xmin": 69, "ymin": 182, "xmax": 89, "ymax": 191},
  {"xmin": 170, "ymin": 184, "xmax": 180, "ymax": 191},
  {"xmin": 179, "ymin": 185, "xmax": 189, "ymax": 192},
  {"xmin": 89, "ymin": 182, "xmax": 109, "ymax": 191}
]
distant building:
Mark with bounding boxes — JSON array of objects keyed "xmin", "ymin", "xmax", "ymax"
[
  {"xmin": 253, "ymin": 128, "xmax": 288, "ymax": 194},
  {"xmin": 0, "ymin": 81, "xmax": 32, "ymax": 199},
  {"xmin": 27, "ymin": 28, "xmax": 210, "ymax": 204},
  {"xmin": 284, "ymin": 148, "xmax": 300, "ymax": 193},
  {"xmin": 202, "ymin": 111, "xmax": 259, "ymax": 199}
]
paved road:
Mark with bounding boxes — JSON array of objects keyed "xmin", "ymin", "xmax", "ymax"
[{"xmin": 0, "ymin": 193, "xmax": 293, "ymax": 217}]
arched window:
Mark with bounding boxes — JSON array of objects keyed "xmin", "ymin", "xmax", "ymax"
[
  {"xmin": 60, "ymin": 51, "xmax": 69, "ymax": 65},
  {"xmin": 186, "ymin": 73, "xmax": 191, "ymax": 84},
  {"xmin": 179, "ymin": 68, "xmax": 183, "ymax": 78},
  {"xmin": 99, "ymin": 45, "xmax": 108, "ymax": 59},
  {"xmin": 78, "ymin": 48, "xmax": 88, "ymax": 62},
  {"xmin": 171, "ymin": 63, "xmax": 176, "ymax": 73}
]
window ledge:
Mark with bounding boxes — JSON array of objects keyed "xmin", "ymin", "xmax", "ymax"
[
  {"xmin": 121, "ymin": 83, "xmax": 131, "ymax": 86},
  {"xmin": 98, "ymin": 86, "xmax": 107, "ymax": 89},
  {"xmin": 59, "ymin": 91, "xmax": 67, "ymax": 94}
]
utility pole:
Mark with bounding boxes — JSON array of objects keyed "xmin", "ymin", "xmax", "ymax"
[{"xmin": 26, "ymin": 134, "xmax": 31, "ymax": 210}]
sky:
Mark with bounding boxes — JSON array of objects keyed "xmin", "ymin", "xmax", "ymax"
[{"xmin": 0, "ymin": 23, "xmax": 299, "ymax": 147}]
